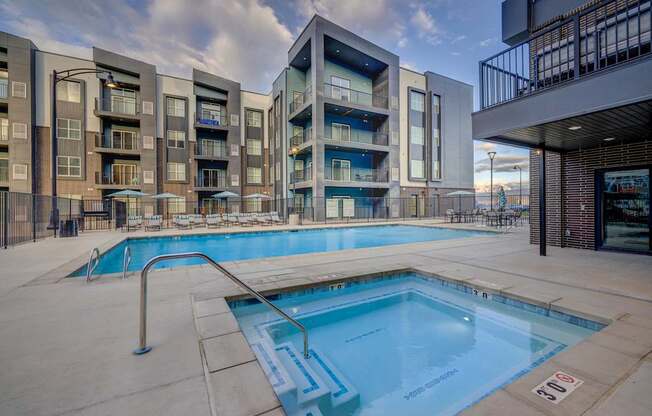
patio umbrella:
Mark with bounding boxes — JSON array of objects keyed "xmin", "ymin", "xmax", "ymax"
[
  {"xmin": 446, "ymin": 190, "xmax": 475, "ymax": 212},
  {"xmin": 212, "ymin": 191, "xmax": 240, "ymax": 214},
  {"xmin": 151, "ymin": 193, "xmax": 180, "ymax": 227},
  {"xmin": 106, "ymin": 190, "xmax": 148, "ymax": 231}
]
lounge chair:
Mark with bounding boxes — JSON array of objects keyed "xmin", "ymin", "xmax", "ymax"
[
  {"xmin": 127, "ymin": 215, "xmax": 142, "ymax": 229},
  {"xmin": 144, "ymin": 215, "xmax": 162, "ymax": 231},
  {"xmin": 189, "ymin": 214, "xmax": 205, "ymax": 228},
  {"xmin": 236, "ymin": 213, "xmax": 254, "ymax": 227},
  {"xmin": 174, "ymin": 215, "xmax": 190, "ymax": 229},
  {"xmin": 252, "ymin": 213, "xmax": 272, "ymax": 226},
  {"xmin": 446, "ymin": 209, "xmax": 459, "ymax": 223},
  {"xmin": 206, "ymin": 214, "xmax": 223, "ymax": 228},
  {"xmin": 269, "ymin": 211, "xmax": 284, "ymax": 225},
  {"xmin": 225, "ymin": 214, "xmax": 239, "ymax": 226}
]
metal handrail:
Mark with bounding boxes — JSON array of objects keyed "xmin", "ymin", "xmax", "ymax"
[
  {"xmin": 122, "ymin": 246, "xmax": 131, "ymax": 280},
  {"xmin": 133, "ymin": 252, "xmax": 310, "ymax": 358},
  {"xmin": 86, "ymin": 247, "xmax": 100, "ymax": 282}
]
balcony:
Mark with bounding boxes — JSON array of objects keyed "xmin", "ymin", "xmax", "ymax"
[
  {"xmin": 323, "ymin": 83, "xmax": 388, "ymax": 109},
  {"xmin": 94, "ymin": 132, "xmax": 140, "ymax": 155},
  {"xmin": 0, "ymin": 120, "xmax": 7, "ymax": 142},
  {"xmin": 94, "ymin": 96, "xmax": 140, "ymax": 122},
  {"xmin": 0, "ymin": 78, "xmax": 7, "ymax": 100},
  {"xmin": 324, "ymin": 130, "xmax": 388, "ymax": 147},
  {"xmin": 290, "ymin": 168, "xmax": 312, "ymax": 184},
  {"xmin": 0, "ymin": 161, "xmax": 8, "ymax": 184},
  {"xmin": 289, "ymin": 127, "xmax": 313, "ymax": 148},
  {"xmin": 289, "ymin": 85, "xmax": 312, "ymax": 115},
  {"xmin": 324, "ymin": 166, "xmax": 389, "ymax": 184},
  {"xmin": 195, "ymin": 112, "xmax": 228, "ymax": 130},
  {"xmin": 479, "ymin": 0, "xmax": 651, "ymax": 109},
  {"xmin": 94, "ymin": 171, "xmax": 140, "ymax": 189},
  {"xmin": 194, "ymin": 170, "xmax": 227, "ymax": 190},
  {"xmin": 195, "ymin": 139, "xmax": 228, "ymax": 160}
]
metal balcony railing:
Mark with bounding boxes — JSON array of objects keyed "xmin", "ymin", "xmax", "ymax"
[
  {"xmin": 95, "ymin": 171, "xmax": 140, "ymax": 186},
  {"xmin": 95, "ymin": 132, "xmax": 139, "ymax": 151},
  {"xmin": 195, "ymin": 140, "xmax": 227, "ymax": 157},
  {"xmin": 324, "ymin": 166, "xmax": 389, "ymax": 183},
  {"xmin": 195, "ymin": 172, "xmax": 227, "ymax": 188},
  {"xmin": 195, "ymin": 112, "xmax": 228, "ymax": 127},
  {"xmin": 323, "ymin": 83, "xmax": 388, "ymax": 109},
  {"xmin": 290, "ymin": 168, "xmax": 312, "ymax": 183},
  {"xmin": 289, "ymin": 127, "xmax": 313, "ymax": 147},
  {"xmin": 0, "ymin": 78, "xmax": 7, "ymax": 99},
  {"xmin": 289, "ymin": 85, "xmax": 312, "ymax": 114},
  {"xmin": 95, "ymin": 96, "xmax": 140, "ymax": 116},
  {"xmin": 324, "ymin": 130, "xmax": 389, "ymax": 146},
  {"xmin": 479, "ymin": 0, "xmax": 651, "ymax": 109}
]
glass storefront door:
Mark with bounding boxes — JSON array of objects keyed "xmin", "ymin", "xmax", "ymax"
[{"xmin": 600, "ymin": 168, "xmax": 651, "ymax": 252}]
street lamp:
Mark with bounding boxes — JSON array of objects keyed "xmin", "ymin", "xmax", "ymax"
[
  {"xmin": 47, "ymin": 69, "xmax": 118, "ymax": 236},
  {"xmin": 487, "ymin": 151, "xmax": 496, "ymax": 211},
  {"xmin": 513, "ymin": 165, "xmax": 522, "ymax": 208},
  {"xmin": 290, "ymin": 146, "xmax": 299, "ymax": 213}
]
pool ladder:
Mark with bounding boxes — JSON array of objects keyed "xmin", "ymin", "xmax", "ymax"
[
  {"xmin": 85, "ymin": 246, "xmax": 132, "ymax": 281},
  {"xmin": 133, "ymin": 252, "xmax": 310, "ymax": 359}
]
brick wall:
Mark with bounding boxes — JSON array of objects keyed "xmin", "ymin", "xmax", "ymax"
[{"xmin": 530, "ymin": 141, "xmax": 652, "ymax": 249}]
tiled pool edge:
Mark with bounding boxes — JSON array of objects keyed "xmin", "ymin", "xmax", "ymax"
[{"xmin": 192, "ymin": 267, "xmax": 627, "ymax": 416}]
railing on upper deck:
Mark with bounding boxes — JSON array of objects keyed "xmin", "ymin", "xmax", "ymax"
[{"xmin": 479, "ymin": 0, "xmax": 651, "ymax": 109}]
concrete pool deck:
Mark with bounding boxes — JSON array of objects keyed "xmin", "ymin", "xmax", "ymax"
[{"xmin": 0, "ymin": 221, "xmax": 651, "ymax": 416}]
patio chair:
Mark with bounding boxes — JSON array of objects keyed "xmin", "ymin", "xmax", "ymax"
[
  {"xmin": 174, "ymin": 215, "xmax": 190, "ymax": 229},
  {"xmin": 253, "ymin": 213, "xmax": 273, "ymax": 226},
  {"xmin": 270, "ymin": 211, "xmax": 284, "ymax": 225},
  {"xmin": 144, "ymin": 215, "xmax": 162, "ymax": 231},
  {"xmin": 206, "ymin": 214, "xmax": 223, "ymax": 228},
  {"xmin": 237, "ymin": 213, "xmax": 254, "ymax": 227},
  {"xmin": 446, "ymin": 209, "xmax": 459, "ymax": 223},
  {"xmin": 190, "ymin": 214, "xmax": 205, "ymax": 228},
  {"xmin": 127, "ymin": 215, "xmax": 143, "ymax": 229}
]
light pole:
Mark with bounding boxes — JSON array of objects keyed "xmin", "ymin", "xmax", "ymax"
[
  {"xmin": 513, "ymin": 165, "xmax": 522, "ymax": 208},
  {"xmin": 487, "ymin": 151, "xmax": 496, "ymax": 211},
  {"xmin": 290, "ymin": 146, "xmax": 299, "ymax": 214},
  {"xmin": 47, "ymin": 68, "xmax": 117, "ymax": 236}
]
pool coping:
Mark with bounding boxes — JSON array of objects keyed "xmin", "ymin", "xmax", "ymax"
[
  {"xmin": 36, "ymin": 221, "xmax": 501, "ymax": 285},
  {"xmin": 191, "ymin": 266, "xmax": 651, "ymax": 416}
]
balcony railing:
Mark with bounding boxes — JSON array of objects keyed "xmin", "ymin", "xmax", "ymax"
[
  {"xmin": 323, "ymin": 83, "xmax": 388, "ymax": 109},
  {"xmin": 0, "ymin": 78, "xmax": 7, "ymax": 99},
  {"xmin": 324, "ymin": 130, "xmax": 389, "ymax": 146},
  {"xmin": 195, "ymin": 139, "xmax": 227, "ymax": 157},
  {"xmin": 0, "ymin": 121, "xmax": 8, "ymax": 142},
  {"xmin": 95, "ymin": 171, "xmax": 140, "ymax": 186},
  {"xmin": 0, "ymin": 162, "xmax": 8, "ymax": 183},
  {"xmin": 195, "ymin": 112, "xmax": 228, "ymax": 127},
  {"xmin": 479, "ymin": 0, "xmax": 651, "ymax": 109},
  {"xmin": 195, "ymin": 172, "xmax": 227, "ymax": 188},
  {"xmin": 289, "ymin": 127, "xmax": 313, "ymax": 147},
  {"xmin": 324, "ymin": 166, "xmax": 389, "ymax": 183},
  {"xmin": 95, "ymin": 132, "xmax": 139, "ymax": 151},
  {"xmin": 290, "ymin": 168, "xmax": 312, "ymax": 184},
  {"xmin": 95, "ymin": 96, "xmax": 140, "ymax": 116},
  {"xmin": 289, "ymin": 85, "xmax": 312, "ymax": 114}
]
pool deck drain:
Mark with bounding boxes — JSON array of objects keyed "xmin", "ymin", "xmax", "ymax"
[{"xmin": 1, "ymin": 222, "xmax": 652, "ymax": 415}]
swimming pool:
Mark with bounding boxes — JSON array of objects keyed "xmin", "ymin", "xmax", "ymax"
[
  {"xmin": 231, "ymin": 273, "xmax": 600, "ymax": 416},
  {"xmin": 71, "ymin": 225, "xmax": 490, "ymax": 276}
]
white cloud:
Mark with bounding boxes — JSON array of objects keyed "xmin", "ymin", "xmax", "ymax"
[
  {"xmin": 410, "ymin": 6, "xmax": 443, "ymax": 45},
  {"xmin": 475, "ymin": 155, "xmax": 529, "ymax": 173},
  {"xmin": 479, "ymin": 37, "xmax": 498, "ymax": 47},
  {"xmin": 0, "ymin": 0, "xmax": 293, "ymax": 92}
]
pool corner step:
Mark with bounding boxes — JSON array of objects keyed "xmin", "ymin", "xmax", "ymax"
[
  {"xmin": 306, "ymin": 347, "xmax": 360, "ymax": 411},
  {"xmin": 274, "ymin": 342, "xmax": 331, "ymax": 409},
  {"xmin": 251, "ymin": 341, "xmax": 297, "ymax": 404}
]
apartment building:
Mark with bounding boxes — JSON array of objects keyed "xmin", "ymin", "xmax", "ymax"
[
  {"xmin": 473, "ymin": 0, "xmax": 651, "ymax": 254},
  {"xmin": 0, "ymin": 14, "xmax": 473, "ymax": 220}
]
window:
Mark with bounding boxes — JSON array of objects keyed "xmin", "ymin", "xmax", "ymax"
[
  {"xmin": 245, "ymin": 198, "xmax": 262, "ymax": 213},
  {"xmin": 410, "ymin": 90, "xmax": 425, "ymax": 112},
  {"xmin": 410, "ymin": 126, "xmax": 424, "ymax": 145},
  {"xmin": 12, "ymin": 81, "xmax": 26, "ymax": 98},
  {"xmin": 56, "ymin": 118, "xmax": 81, "ymax": 140},
  {"xmin": 167, "ymin": 162, "xmax": 186, "ymax": 181},
  {"xmin": 411, "ymin": 160, "xmax": 425, "ymax": 178},
  {"xmin": 246, "ymin": 110, "xmax": 262, "ymax": 127},
  {"xmin": 0, "ymin": 156, "xmax": 8, "ymax": 182},
  {"xmin": 166, "ymin": 97, "xmax": 185, "ymax": 117},
  {"xmin": 13, "ymin": 164, "xmax": 27, "ymax": 180},
  {"xmin": 332, "ymin": 123, "xmax": 351, "ymax": 141},
  {"xmin": 331, "ymin": 159, "xmax": 351, "ymax": 181},
  {"xmin": 247, "ymin": 167, "xmax": 262, "ymax": 184},
  {"xmin": 330, "ymin": 76, "xmax": 350, "ymax": 101},
  {"xmin": 112, "ymin": 164, "xmax": 138, "ymax": 185},
  {"xmin": 275, "ymin": 128, "xmax": 280, "ymax": 149},
  {"xmin": 112, "ymin": 130, "xmax": 137, "ymax": 150},
  {"xmin": 246, "ymin": 139, "xmax": 262, "ymax": 155},
  {"xmin": 57, "ymin": 156, "xmax": 81, "ymax": 177},
  {"xmin": 56, "ymin": 80, "xmax": 81, "ymax": 103},
  {"xmin": 200, "ymin": 102, "xmax": 222, "ymax": 124},
  {"xmin": 168, "ymin": 197, "xmax": 186, "ymax": 214},
  {"xmin": 431, "ymin": 94, "xmax": 442, "ymax": 179},
  {"xmin": 167, "ymin": 130, "xmax": 185, "ymax": 148},
  {"xmin": 110, "ymin": 88, "xmax": 137, "ymax": 114},
  {"xmin": 0, "ymin": 118, "xmax": 8, "ymax": 141}
]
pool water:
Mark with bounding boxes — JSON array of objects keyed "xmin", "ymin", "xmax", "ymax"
[
  {"xmin": 71, "ymin": 225, "xmax": 490, "ymax": 276},
  {"xmin": 231, "ymin": 274, "xmax": 598, "ymax": 416}
]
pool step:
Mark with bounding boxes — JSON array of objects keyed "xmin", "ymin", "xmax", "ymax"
[
  {"xmin": 251, "ymin": 341, "xmax": 297, "ymax": 406},
  {"xmin": 306, "ymin": 347, "xmax": 360, "ymax": 412},
  {"xmin": 274, "ymin": 342, "xmax": 331, "ymax": 410}
]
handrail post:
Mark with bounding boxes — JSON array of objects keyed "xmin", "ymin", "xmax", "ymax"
[
  {"xmin": 133, "ymin": 252, "xmax": 310, "ymax": 358},
  {"xmin": 122, "ymin": 245, "xmax": 131, "ymax": 280},
  {"xmin": 86, "ymin": 247, "xmax": 100, "ymax": 282}
]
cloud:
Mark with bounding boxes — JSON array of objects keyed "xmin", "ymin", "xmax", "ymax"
[
  {"xmin": 479, "ymin": 37, "xmax": 498, "ymax": 47},
  {"xmin": 474, "ymin": 141, "xmax": 496, "ymax": 152},
  {"xmin": 475, "ymin": 155, "xmax": 529, "ymax": 173},
  {"xmin": 0, "ymin": 0, "xmax": 293, "ymax": 92},
  {"xmin": 410, "ymin": 5, "xmax": 443, "ymax": 45}
]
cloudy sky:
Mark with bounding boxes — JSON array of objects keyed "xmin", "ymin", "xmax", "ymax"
[{"xmin": 0, "ymin": 0, "xmax": 529, "ymax": 192}]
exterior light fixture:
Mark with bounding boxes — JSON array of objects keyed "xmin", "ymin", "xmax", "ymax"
[
  {"xmin": 604, "ymin": 137, "xmax": 615, "ymax": 141},
  {"xmin": 568, "ymin": 125, "xmax": 582, "ymax": 131},
  {"xmin": 105, "ymin": 73, "xmax": 118, "ymax": 88},
  {"xmin": 487, "ymin": 151, "xmax": 496, "ymax": 211}
]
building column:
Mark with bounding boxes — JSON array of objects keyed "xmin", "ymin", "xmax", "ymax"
[{"xmin": 539, "ymin": 147, "xmax": 546, "ymax": 256}]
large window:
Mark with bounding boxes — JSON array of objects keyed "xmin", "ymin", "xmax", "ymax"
[
  {"xmin": 410, "ymin": 126, "xmax": 424, "ymax": 145},
  {"xmin": 56, "ymin": 80, "xmax": 81, "ymax": 103},
  {"xmin": 167, "ymin": 130, "xmax": 185, "ymax": 148},
  {"xmin": 246, "ymin": 139, "xmax": 262, "ymax": 155},
  {"xmin": 247, "ymin": 167, "xmax": 262, "ymax": 184},
  {"xmin": 410, "ymin": 160, "xmax": 425, "ymax": 179},
  {"xmin": 57, "ymin": 156, "xmax": 81, "ymax": 177},
  {"xmin": 200, "ymin": 103, "xmax": 222, "ymax": 124},
  {"xmin": 168, "ymin": 197, "xmax": 186, "ymax": 214},
  {"xmin": 166, "ymin": 97, "xmax": 185, "ymax": 117},
  {"xmin": 111, "ymin": 130, "xmax": 137, "ymax": 150},
  {"xmin": 410, "ymin": 91, "xmax": 425, "ymax": 111},
  {"xmin": 331, "ymin": 123, "xmax": 350, "ymax": 141},
  {"xmin": 331, "ymin": 159, "xmax": 351, "ymax": 181},
  {"xmin": 246, "ymin": 110, "xmax": 262, "ymax": 127},
  {"xmin": 409, "ymin": 90, "xmax": 426, "ymax": 180},
  {"xmin": 110, "ymin": 88, "xmax": 137, "ymax": 114},
  {"xmin": 330, "ymin": 76, "xmax": 351, "ymax": 101},
  {"xmin": 431, "ymin": 94, "xmax": 441, "ymax": 179},
  {"xmin": 167, "ymin": 162, "xmax": 186, "ymax": 181},
  {"xmin": 56, "ymin": 118, "xmax": 81, "ymax": 140},
  {"xmin": 0, "ymin": 118, "xmax": 8, "ymax": 141}
]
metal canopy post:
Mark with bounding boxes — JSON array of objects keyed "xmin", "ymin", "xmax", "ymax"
[{"xmin": 539, "ymin": 148, "xmax": 547, "ymax": 256}]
